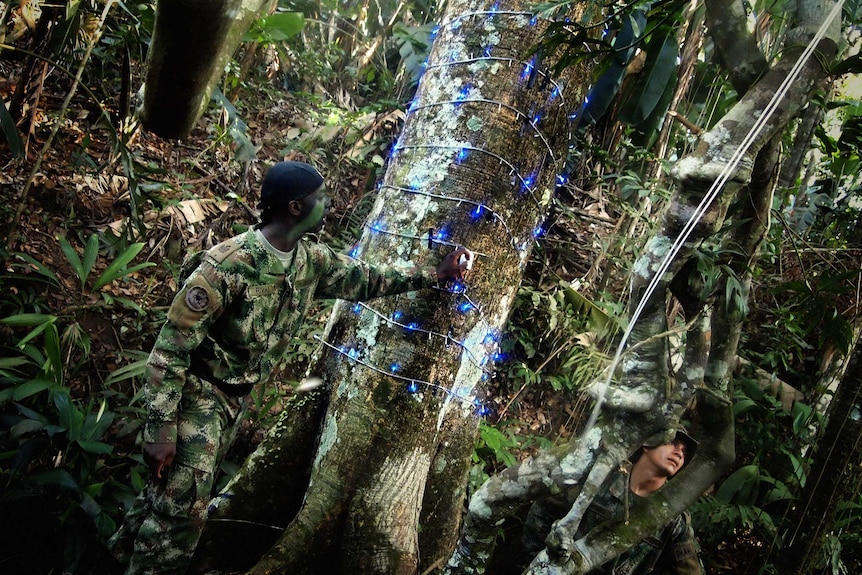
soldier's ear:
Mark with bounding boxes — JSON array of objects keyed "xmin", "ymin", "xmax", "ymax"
[{"xmin": 287, "ymin": 199, "xmax": 303, "ymax": 217}]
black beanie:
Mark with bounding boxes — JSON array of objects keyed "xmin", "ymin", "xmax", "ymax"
[{"xmin": 259, "ymin": 161, "xmax": 324, "ymax": 209}]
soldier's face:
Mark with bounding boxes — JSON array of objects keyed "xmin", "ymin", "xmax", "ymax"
[
  {"xmin": 295, "ymin": 185, "xmax": 329, "ymax": 235},
  {"xmin": 643, "ymin": 441, "xmax": 686, "ymax": 477}
]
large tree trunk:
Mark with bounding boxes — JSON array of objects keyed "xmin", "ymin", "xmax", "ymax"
[
  {"xmin": 192, "ymin": 0, "xmax": 593, "ymax": 573},
  {"xmin": 141, "ymin": 0, "xmax": 268, "ymax": 138},
  {"xmin": 443, "ymin": 1, "xmax": 843, "ymax": 574}
]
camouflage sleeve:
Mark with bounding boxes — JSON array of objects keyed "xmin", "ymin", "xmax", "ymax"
[
  {"xmin": 667, "ymin": 511, "xmax": 704, "ymax": 575},
  {"xmin": 315, "ymin": 246, "xmax": 438, "ymax": 301},
  {"xmin": 142, "ymin": 262, "xmax": 226, "ymax": 444}
]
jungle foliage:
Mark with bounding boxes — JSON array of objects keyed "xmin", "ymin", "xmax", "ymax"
[{"xmin": 1, "ymin": 0, "xmax": 862, "ymax": 573}]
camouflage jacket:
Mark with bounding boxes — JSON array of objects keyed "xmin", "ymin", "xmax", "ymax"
[
  {"xmin": 584, "ymin": 472, "xmax": 704, "ymax": 575},
  {"xmin": 143, "ymin": 230, "xmax": 436, "ymax": 444},
  {"xmin": 523, "ymin": 471, "xmax": 703, "ymax": 575}
]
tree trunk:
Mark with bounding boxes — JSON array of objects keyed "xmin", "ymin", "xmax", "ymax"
[
  {"xmin": 141, "ymin": 0, "xmax": 268, "ymax": 139},
  {"xmin": 774, "ymin": 333, "xmax": 862, "ymax": 575},
  {"xmin": 193, "ymin": 0, "xmax": 593, "ymax": 572},
  {"xmin": 443, "ymin": 1, "xmax": 843, "ymax": 573}
]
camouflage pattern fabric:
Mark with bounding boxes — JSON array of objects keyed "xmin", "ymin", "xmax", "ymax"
[
  {"xmin": 109, "ymin": 374, "xmax": 243, "ymax": 574},
  {"xmin": 522, "ymin": 471, "xmax": 704, "ymax": 575},
  {"xmin": 113, "ymin": 230, "xmax": 435, "ymax": 573},
  {"xmin": 144, "ymin": 230, "xmax": 436, "ymax": 444}
]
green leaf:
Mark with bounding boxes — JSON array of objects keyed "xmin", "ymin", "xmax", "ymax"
[
  {"xmin": 14, "ymin": 402, "xmax": 49, "ymax": 424},
  {"xmin": 77, "ymin": 440, "xmax": 114, "ymax": 455},
  {"xmin": 54, "ymin": 391, "xmax": 84, "ymax": 441},
  {"xmin": 0, "ymin": 92, "xmax": 24, "ymax": 159},
  {"xmin": 832, "ymin": 53, "xmax": 862, "ymax": 76},
  {"xmin": 105, "ymin": 358, "xmax": 149, "ymax": 386},
  {"xmin": 81, "ymin": 400, "xmax": 114, "ymax": 441},
  {"xmin": 42, "ymin": 323, "xmax": 63, "ymax": 386},
  {"xmin": 0, "ymin": 314, "xmax": 58, "ymax": 349},
  {"xmin": 244, "ymin": 12, "xmax": 305, "ymax": 42},
  {"xmin": 59, "ymin": 236, "xmax": 88, "ymax": 288},
  {"xmin": 92, "ymin": 243, "xmax": 153, "ymax": 290},
  {"xmin": 211, "ymin": 88, "xmax": 258, "ymax": 163},
  {"xmin": 12, "ymin": 252, "xmax": 61, "ymax": 284},
  {"xmin": 618, "ymin": 29, "xmax": 679, "ymax": 125},
  {"xmin": 11, "ymin": 378, "xmax": 55, "ymax": 401},
  {"xmin": 715, "ymin": 464, "xmax": 759, "ymax": 502},
  {"xmin": 0, "ymin": 357, "xmax": 30, "ymax": 369},
  {"xmin": 11, "ymin": 418, "xmax": 45, "ymax": 437},
  {"xmin": 792, "ymin": 402, "xmax": 813, "ymax": 435},
  {"xmin": 82, "ymin": 234, "xmax": 100, "ymax": 285},
  {"xmin": 0, "ymin": 313, "xmax": 58, "ymax": 327},
  {"xmin": 732, "ymin": 397, "xmax": 758, "ymax": 417}
]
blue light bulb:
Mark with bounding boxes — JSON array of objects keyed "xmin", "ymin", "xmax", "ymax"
[
  {"xmin": 352, "ymin": 303, "xmax": 362, "ymax": 314},
  {"xmin": 406, "ymin": 381, "xmax": 420, "ymax": 393},
  {"xmin": 390, "ymin": 363, "xmax": 400, "ymax": 373},
  {"xmin": 392, "ymin": 311, "xmax": 403, "ymax": 322}
]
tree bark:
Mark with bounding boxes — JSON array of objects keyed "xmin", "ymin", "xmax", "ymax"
[
  {"xmin": 141, "ymin": 0, "xmax": 268, "ymax": 138},
  {"xmin": 444, "ymin": 2, "xmax": 842, "ymax": 574},
  {"xmin": 774, "ymin": 334, "xmax": 862, "ymax": 574},
  {"xmin": 193, "ymin": 0, "xmax": 594, "ymax": 572}
]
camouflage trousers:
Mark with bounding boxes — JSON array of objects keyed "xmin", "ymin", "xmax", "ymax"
[{"xmin": 108, "ymin": 375, "xmax": 246, "ymax": 575}]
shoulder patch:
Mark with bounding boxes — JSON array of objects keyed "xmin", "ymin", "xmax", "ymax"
[
  {"xmin": 185, "ymin": 286, "xmax": 211, "ymax": 311},
  {"xmin": 208, "ymin": 237, "xmax": 243, "ymax": 263}
]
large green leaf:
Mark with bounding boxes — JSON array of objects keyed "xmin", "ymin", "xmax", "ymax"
[
  {"xmin": 0, "ymin": 313, "xmax": 58, "ymax": 327},
  {"xmin": 0, "ymin": 93, "xmax": 24, "ymax": 159},
  {"xmin": 54, "ymin": 391, "xmax": 84, "ymax": 442},
  {"xmin": 11, "ymin": 378, "xmax": 56, "ymax": 401},
  {"xmin": 243, "ymin": 12, "xmax": 304, "ymax": 42},
  {"xmin": 618, "ymin": 29, "xmax": 679, "ymax": 126},
  {"xmin": 0, "ymin": 314, "xmax": 59, "ymax": 349},
  {"xmin": 92, "ymin": 242, "xmax": 154, "ymax": 290},
  {"xmin": 77, "ymin": 440, "xmax": 114, "ymax": 455}
]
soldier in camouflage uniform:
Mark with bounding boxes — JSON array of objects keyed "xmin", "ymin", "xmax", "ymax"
[
  {"xmin": 109, "ymin": 161, "xmax": 469, "ymax": 574},
  {"xmin": 520, "ymin": 430, "xmax": 704, "ymax": 575}
]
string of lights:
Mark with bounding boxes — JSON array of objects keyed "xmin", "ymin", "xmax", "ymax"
[
  {"xmin": 377, "ymin": 184, "xmax": 518, "ymax": 250},
  {"xmin": 348, "ymin": 300, "xmax": 497, "ymax": 376},
  {"xmin": 423, "ymin": 57, "xmax": 566, "ymax": 105},
  {"xmin": 435, "ymin": 9, "xmax": 537, "ymax": 33},
  {"xmin": 391, "ymin": 143, "xmax": 545, "ymax": 212},
  {"xmin": 314, "ymin": 335, "xmax": 493, "ymax": 416},
  {"xmin": 324, "ymin": 5, "xmax": 569, "ymax": 417},
  {"xmin": 406, "ymin": 97, "xmax": 557, "ymax": 162}
]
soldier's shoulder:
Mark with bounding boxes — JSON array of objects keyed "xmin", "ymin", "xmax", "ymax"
[{"xmin": 205, "ymin": 233, "xmax": 252, "ymax": 267}]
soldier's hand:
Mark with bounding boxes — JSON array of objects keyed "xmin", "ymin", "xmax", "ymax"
[
  {"xmin": 143, "ymin": 441, "xmax": 177, "ymax": 482},
  {"xmin": 436, "ymin": 247, "xmax": 473, "ymax": 282}
]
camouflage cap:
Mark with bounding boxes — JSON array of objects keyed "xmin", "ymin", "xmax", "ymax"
[{"xmin": 642, "ymin": 428, "xmax": 698, "ymax": 465}]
